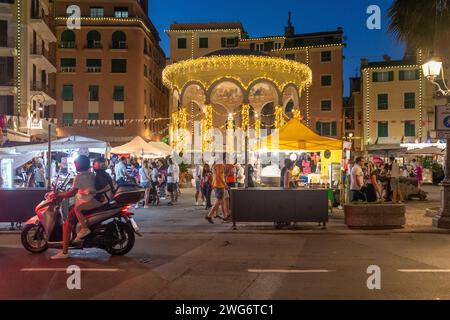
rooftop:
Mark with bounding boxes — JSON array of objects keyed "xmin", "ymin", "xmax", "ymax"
[
  {"xmin": 203, "ymin": 48, "xmax": 269, "ymax": 57},
  {"xmin": 169, "ymin": 22, "xmax": 245, "ymax": 32}
]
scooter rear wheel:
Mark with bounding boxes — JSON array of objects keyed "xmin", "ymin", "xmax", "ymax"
[
  {"xmin": 106, "ymin": 221, "xmax": 135, "ymax": 256},
  {"xmin": 21, "ymin": 224, "xmax": 49, "ymax": 253}
]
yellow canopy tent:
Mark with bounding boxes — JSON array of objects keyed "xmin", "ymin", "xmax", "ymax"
[
  {"xmin": 258, "ymin": 119, "xmax": 343, "ymax": 180},
  {"xmin": 259, "ymin": 119, "xmax": 343, "ymax": 151}
]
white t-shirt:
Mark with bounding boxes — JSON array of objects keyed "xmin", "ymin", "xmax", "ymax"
[
  {"xmin": 390, "ymin": 161, "xmax": 400, "ymax": 178},
  {"xmin": 194, "ymin": 165, "xmax": 203, "ymax": 182},
  {"xmin": 151, "ymin": 168, "xmax": 159, "ymax": 183},
  {"xmin": 139, "ymin": 167, "xmax": 150, "ymax": 183},
  {"xmin": 173, "ymin": 163, "xmax": 180, "ymax": 183},
  {"xmin": 115, "ymin": 161, "xmax": 127, "ymax": 181},
  {"xmin": 350, "ymin": 164, "xmax": 363, "ymax": 191},
  {"xmin": 167, "ymin": 164, "xmax": 175, "ymax": 184},
  {"xmin": 73, "ymin": 171, "xmax": 96, "ymax": 206}
]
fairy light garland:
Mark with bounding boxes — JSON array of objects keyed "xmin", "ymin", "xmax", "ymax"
[
  {"xmin": 241, "ymin": 104, "xmax": 250, "ymax": 132},
  {"xmin": 293, "ymin": 109, "xmax": 301, "ymax": 121},
  {"xmin": 305, "ymin": 48, "xmax": 310, "ymax": 126},
  {"xmin": 226, "ymin": 113, "xmax": 234, "ymax": 155},
  {"xmin": 418, "ymin": 49, "xmax": 423, "ymax": 140},
  {"xmin": 274, "ymin": 106, "xmax": 284, "ymax": 129},
  {"xmin": 16, "ymin": 0, "xmax": 22, "ymax": 116},
  {"xmin": 162, "ymin": 55, "xmax": 312, "ymax": 92},
  {"xmin": 178, "ymin": 107, "xmax": 187, "ymax": 150},
  {"xmin": 364, "ymin": 69, "xmax": 371, "ymax": 144},
  {"xmin": 203, "ymin": 104, "xmax": 213, "ymax": 151}
]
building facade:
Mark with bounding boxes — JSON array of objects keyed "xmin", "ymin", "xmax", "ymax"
[
  {"xmin": 166, "ymin": 15, "xmax": 344, "ymax": 138},
  {"xmin": 54, "ymin": 0, "xmax": 168, "ymax": 144},
  {"xmin": 359, "ymin": 53, "xmax": 439, "ymax": 148},
  {"xmin": 0, "ymin": 0, "xmax": 57, "ymax": 143}
]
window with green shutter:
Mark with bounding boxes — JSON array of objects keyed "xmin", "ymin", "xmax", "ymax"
[
  {"xmin": 321, "ymin": 100, "xmax": 332, "ymax": 111},
  {"xmin": 113, "ymin": 86, "xmax": 124, "ymax": 101},
  {"xmin": 177, "ymin": 38, "xmax": 187, "ymax": 49},
  {"xmin": 321, "ymin": 75, "xmax": 332, "ymax": 86},
  {"xmin": 404, "ymin": 92, "xmax": 416, "ymax": 109},
  {"xmin": 378, "ymin": 121, "xmax": 388, "ymax": 137},
  {"xmin": 62, "ymin": 113, "xmax": 73, "ymax": 127},
  {"xmin": 114, "ymin": 113, "xmax": 125, "ymax": 127},
  {"xmin": 111, "ymin": 59, "xmax": 126, "ymax": 73},
  {"xmin": 88, "ymin": 113, "xmax": 99, "ymax": 127},
  {"xmin": 377, "ymin": 93, "xmax": 388, "ymax": 110},
  {"xmin": 404, "ymin": 121, "xmax": 416, "ymax": 137},
  {"xmin": 373, "ymin": 71, "xmax": 394, "ymax": 82},
  {"xmin": 62, "ymin": 84, "xmax": 73, "ymax": 101},
  {"xmin": 60, "ymin": 58, "xmax": 76, "ymax": 72},
  {"xmin": 88, "ymin": 85, "xmax": 99, "ymax": 101},
  {"xmin": 321, "ymin": 51, "xmax": 332, "ymax": 62},
  {"xmin": 199, "ymin": 37, "xmax": 208, "ymax": 48},
  {"xmin": 331, "ymin": 122, "xmax": 337, "ymax": 136},
  {"xmin": 399, "ymin": 69, "xmax": 419, "ymax": 81}
]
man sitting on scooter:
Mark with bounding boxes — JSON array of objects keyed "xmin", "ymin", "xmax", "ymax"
[
  {"xmin": 51, "ymin": 155, "xmax": 102, "ymax": 260},
  {"xmin": 93, "ymin": 157, "xmax": 115, "ymax": 204}
]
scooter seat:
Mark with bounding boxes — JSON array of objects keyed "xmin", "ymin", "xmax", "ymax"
[{"xmin": 82, "ymin": 202, "xmax": 120, "ymax": 215}]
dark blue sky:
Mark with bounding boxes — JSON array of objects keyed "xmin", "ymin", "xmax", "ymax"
[{"xmin": 149, "ymin": 0, "xmax": 405, "ymax": 96}]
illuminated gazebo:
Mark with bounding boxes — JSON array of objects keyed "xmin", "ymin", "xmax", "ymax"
[{"xmin": 162, "ymin": 48, "xmax": 312, "ymax": 153}]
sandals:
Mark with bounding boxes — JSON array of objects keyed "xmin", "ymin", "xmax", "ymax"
[{"xmin": 205, "ymin": 216, "xmax": 214, "ymax": 224}]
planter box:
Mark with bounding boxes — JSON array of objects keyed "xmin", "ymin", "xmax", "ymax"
[{"xmin": 344, "ymin": 203, "xmax": 406, "ymax": 229}]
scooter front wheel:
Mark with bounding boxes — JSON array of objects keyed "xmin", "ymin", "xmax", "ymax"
[{"xmin": 21, "ymin": 224, "xmax": 49, "ymax": 253}]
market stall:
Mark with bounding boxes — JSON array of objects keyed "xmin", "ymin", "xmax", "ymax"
[
  {"xmin": 258, "ymin": 119, "xmax": 343, "ymax": 187},
  {"xmin": 111, "ymin": 136, "xmax": 172, "ymax": 158}
]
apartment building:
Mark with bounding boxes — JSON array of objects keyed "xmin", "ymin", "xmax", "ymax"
[
  {"xmin": 0, "ymin": 0, "xmax": 57, "ymax": 143},
  {"xmin": 54, "ymin": 0, "xmax": 168, "ymax": 144}
]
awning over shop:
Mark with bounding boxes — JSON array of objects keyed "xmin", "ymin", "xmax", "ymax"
[
  {"xmin": 259, "ymin": 119, "xmax": 343, "ymax": 151},
  {"xmin": 111, "ymin": 136, "xmax": 172, "ymax": 158},
  {"xmin": 404, "ymin": 146, "xmax": 445, "ymax": 156}
]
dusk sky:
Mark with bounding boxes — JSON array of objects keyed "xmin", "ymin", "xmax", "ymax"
[{"xmin": 149, "ymin": 0, "xmax": 406, "ymax": 96}]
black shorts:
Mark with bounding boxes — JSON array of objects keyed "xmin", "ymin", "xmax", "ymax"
[{"xmin": 167, "ymin": 182, "xmax": 176, "ymax": 193}]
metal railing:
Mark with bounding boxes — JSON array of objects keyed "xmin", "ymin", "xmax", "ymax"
[
  {"xmin": 111, "ymin": 41, "xmax": 128, "ymax": 49},
  {"xmin": 59, "ymin": 41, "xmax": 76, "ymax": 49}
]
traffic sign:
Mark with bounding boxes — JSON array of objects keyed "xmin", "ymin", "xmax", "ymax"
[{"xmin": 435, "ymin": 104, "xmax": 450, "ymax": 132}]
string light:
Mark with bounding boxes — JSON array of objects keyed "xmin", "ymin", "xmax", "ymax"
[
  {"xmin": 178, "ymin": 107, "xmax": 187, "ymax": 151},
  {"xmin": 16, "ymin": 0, "xmax": 22, "ymax": 115},
  {"xmin": 241, "ymin": 104, "xmax": 250, "ymax": 132},
  {"xmin": 364, "ymin": 69, "xmax": 370, "ymax": 144},
  {"xmin": 293, "ymin": 109, "xmax": 301, "ymax": 121},
  {"xmin": 418, "ymin": 49, "xmax": 423, "ymax": 140},
  {"xmin": 305, "ymin": 48, "xmax": 310, "ymax": 126},
  {"xmin": 162, "ymin": 55, "xmax": 312, "ymax": 93},
  {"xmin": 274, "ymin": 106, "xmax": 284, "ymax": 129},
  {"xmin": 226, "ymin": 113, "xmax": 234, "ymax": 155}
]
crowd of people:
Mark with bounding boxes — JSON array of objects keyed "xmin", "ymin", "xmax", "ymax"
[{"xmin": 350, "ymin": 156, "xmax": 424, "ymax": 203}]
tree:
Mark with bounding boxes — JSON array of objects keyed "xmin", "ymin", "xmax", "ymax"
[{"xmin": 388, "ymin": 0, "xmax": 450, "ymax": 53}]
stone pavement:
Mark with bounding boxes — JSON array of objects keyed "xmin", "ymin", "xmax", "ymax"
[{"xmin": 0, "ymin": 184, "xmax": 446, "ymax": 234}]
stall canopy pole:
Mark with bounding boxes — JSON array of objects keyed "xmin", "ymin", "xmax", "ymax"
[
  {"xmin": 244, "ymin": 135, "xmax": 248, "ymax": 189},
  {"xmin": 47, "ymin": 123, "xmax": 51, "ymax": 188}
]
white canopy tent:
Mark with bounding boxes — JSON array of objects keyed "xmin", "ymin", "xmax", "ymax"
[
  {"xmin": 12, "ymin": 136, "xmax": 109, "ymax": 154},
  {"xmin": 111, "ymin": 136, "xmax": 172, "ymax": 158},
  {"xmin": 0, "ymin": 151, "xmax": 39, "ymax": 169}
]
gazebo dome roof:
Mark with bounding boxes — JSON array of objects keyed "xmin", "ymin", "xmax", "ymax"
[{"xmin": 204, "ymin": 48, "xmax": 269, "ymax": 57}]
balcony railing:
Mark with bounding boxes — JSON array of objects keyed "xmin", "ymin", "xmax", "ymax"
[
  {"xmin": 59, "ymin": 41, "xmax": 76, "ymax": 49},
  {"xmin": 30, "ymin": 81, "xmax": 55, "ymax": 97},
  {"xmin": 0, "ymin": 78, "xmax": 14, "ymax": 86},
  {"xmin": 111, "ymin": 41, "xmax": 128, "ymax": 49},
  {"xmin": 61, "ymin": 66, "xmax": 76, "ymax": 73},
  {"xmin": 87, "ymin": 66, "xmax": 101, "ymax": 73},
  {"xmin": 85, "ymin": 41, "xmax": 102, "ymax": 49},
  {"xmin": 30, "ymin": 11, "xmax": 55, "ymax": 31}
]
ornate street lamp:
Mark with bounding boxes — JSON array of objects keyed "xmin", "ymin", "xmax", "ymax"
[
  {"xmin": 423, "ymin": 58, "xmax": 450, "ymax": 228},
  {"xmin": 423, "ymin": 58, "xmax": 450, "ymax": 99}
]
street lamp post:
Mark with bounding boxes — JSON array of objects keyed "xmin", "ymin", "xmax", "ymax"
[{"xmin": 422, "ymin": 58, "xmax": 450, "ymax": 229}]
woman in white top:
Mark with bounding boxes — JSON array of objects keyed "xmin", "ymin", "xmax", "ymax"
[{"xmin": 139, "ymin": 160, "xmax": 151, "ymax": 208}]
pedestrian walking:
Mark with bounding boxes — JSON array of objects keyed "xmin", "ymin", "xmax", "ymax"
[
  {"xmin": 350, "ymin": 157, "xmax": 366, "ymax": 202},
  {"xmin": 201, "ymin": 163, "xmax": 213, "ymax": 209},
  {"xmin": 194, "ymin": 163, "xmax": 205, "ymax": 206},
  {"xmin": 206, "ymin": 161, "xmax": 229, "ymax": 223},
  {"xmin": 389, "ymin": 156, "xmax": 404, "ymax": 203},
  {"xmin": 139, "ymin": 160, "xmax": 151, "ymax": 208}
]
